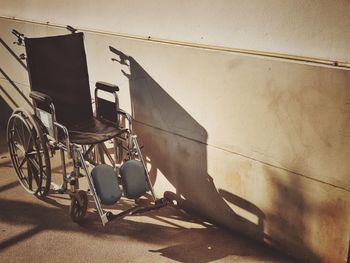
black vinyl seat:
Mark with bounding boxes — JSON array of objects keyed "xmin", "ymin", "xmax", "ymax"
[
  {"xmin": 68, "ymin": 117, "xmax": 127, "ymax": 145},
  {"xmin": 25, "ymin": 32, "xmax": 124, "ymax": 145}
]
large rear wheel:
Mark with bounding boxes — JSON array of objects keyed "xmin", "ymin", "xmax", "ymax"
[{"xmin": 7, "ymin": 110, "xmax": 51, "ymax": 196}]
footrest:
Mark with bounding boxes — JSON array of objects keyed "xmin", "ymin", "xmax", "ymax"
[
  {"xmin": 120, "ymin": 160, "xmax": 148, "ymax": 199},
  {"xmin": 91, "ymin": 164, "xmax": 122, "ymax": 205}
]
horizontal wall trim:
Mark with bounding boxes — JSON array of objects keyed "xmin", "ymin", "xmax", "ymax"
[
  {"xmin": 1, "ymin": 15, "xmax": 350, "ymax": 70},
  {"xmin": 135, "ymin": 120, "xmax": 350, "ymax": 193}
]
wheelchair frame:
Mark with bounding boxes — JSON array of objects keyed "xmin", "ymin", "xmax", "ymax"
[{"xmin": 7, "ymin": 28, "xmax": 169, "ymax": 226}]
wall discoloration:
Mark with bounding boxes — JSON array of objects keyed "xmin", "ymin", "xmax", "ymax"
[{"xmin": 1, "ymin": 19, "xmax": 349, "ymax": 262}]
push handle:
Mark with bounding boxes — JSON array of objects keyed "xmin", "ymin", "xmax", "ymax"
[
  {"xmin": 29, "ymin": 91, "xmax": 52, "ymax": 104},
  {"xmin": 12, "ymin": 29, "xmax": 24, "ymax": 38},
  {"xmin": 66, "ymin": 25, "xmax": 77, "ymax": 34},
  {"xmin": 95, "ymin": 81, "xmax": 119, "ymax": 93}
]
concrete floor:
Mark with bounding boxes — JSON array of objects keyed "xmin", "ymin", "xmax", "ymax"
[{"xmin": 0, "ymin": 128, "xmax": 296, "ymax": 263}]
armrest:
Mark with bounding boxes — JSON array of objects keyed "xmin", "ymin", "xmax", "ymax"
[
  {"xmin": 29, "ymin": 91, "xmax": 52, "ymax": 104},
  {"xmin": 117, "ymin": 109, "xmax": 132, "ymax": 122},
  {"xmin": 95, "ymin": 81, "xmax": 119, "ymax": 93},
  {"xmin": 117, "ymin": 109, "xmax": 133, "ymax": 132}
]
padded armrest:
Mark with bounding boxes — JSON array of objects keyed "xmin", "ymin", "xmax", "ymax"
[
  {"xmin": 29, "ymin": 91, "xmax": 52, "ymax": 104},
  {"xmin": 95, "ymin": 81, "xmax": 119, "ymax": 93}
]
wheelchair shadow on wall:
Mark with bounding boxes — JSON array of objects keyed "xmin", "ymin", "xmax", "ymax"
[{"xmin": 109, "ymin": 46, "xmax": 266, "ymax": 242}]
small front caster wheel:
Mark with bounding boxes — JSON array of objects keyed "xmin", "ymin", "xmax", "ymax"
[
  {"xmin": 155, "ymin": 197, "xmax": 173, "ymax": 206},
  {"xmin": 69, "ymin": 190, "xmax": 88, "ymax": 223}
]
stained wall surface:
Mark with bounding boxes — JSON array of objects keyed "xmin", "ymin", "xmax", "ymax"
[{"xmin": 0, "ymin": 1, "xmax": 349, "ymax": 262}]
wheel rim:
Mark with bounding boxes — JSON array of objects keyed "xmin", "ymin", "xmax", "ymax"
[{"xmin": 7, "ymin": 112, "xmax": 51, "ymax": 196}]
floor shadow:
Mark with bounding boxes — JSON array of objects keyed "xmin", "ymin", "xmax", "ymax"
[
  {"xmin": 0, "ymin": 194, "xmax": 292, "ymax": 262},
  {"xmin": 0, "ymin": 181, "xmax": 19, "ymax": 193},
  {"xmin": 0, "ymin": 127, "xmax": 8, "ymax": 155},
  {"xmin": 109, "ymin": 47, "xmax": 266, "ymax": 242},
  {"xmin": 148, "ymin": 226, "xmax": 290, "ymax": 263},
  {"xmin": 0, "ymin": 94, "xmax": 13, "ymax": 126},
  {"xmin": 218, "ymin": 189, "xmax": 265, "ymax": 240}
]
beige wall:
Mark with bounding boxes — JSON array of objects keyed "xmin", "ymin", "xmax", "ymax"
[
  {"xmin": 1, "ymin": 0, "xmax": 350, "ymax": 63},
  {"xmin": 1, "ymin": 1, "xmax": 350, "ymax": 262}
]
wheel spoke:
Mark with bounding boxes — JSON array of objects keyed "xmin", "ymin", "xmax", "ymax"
[
  {"xmin": 20, "ymin": 120, "xmax": 27, "ymax": 147},
  {"xmin": 27, "ymin": 161, "xmax": 33, "ymax": 190},
  {"xmin": 18, "ymin": 157, "xmax": 27, "ymax": 170},
  {"xmin": 41, "ymin": 169, "xmax": 47, "ymax": 180},
  {"xmin": 28, "ymin": 156, "xmax": 40, "ymax": 171},
  {"xmin": 14, "ymin": 124, "xmax": 24, "ymax": 147},
  {"xmin": 15, "ymin": 143, "xmax": 26, "ymax": 155},
  {"xmin": 27, "ymin": 157, "xmax": 41, "ymax": 186},
  {"xmin": 25, "ymin": 135, "xmax": 33, "ymax": 152},
  {"xmin": 27, "ymin": 150, "xmax": 39, "ymax": 156}
]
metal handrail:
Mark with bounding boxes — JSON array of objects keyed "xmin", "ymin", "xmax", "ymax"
[
  {"xmin": 0, "ymin": 83, "xmax": 18, "ymax": 107},
  {"xmin": 0, "ymin": 67, "xmax": 32, "ymax": 107},
  {"xmin": 0, "ymin": 37, "xmax": 32, "ymax": 107},
  {"xmin": 0, "ymin": 38, "xmax": 27, "ymax": 70}
]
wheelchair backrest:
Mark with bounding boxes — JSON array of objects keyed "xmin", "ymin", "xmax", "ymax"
[{"xmin": 25, "ymin": 32, "xmax": 93, "ymax": 126}]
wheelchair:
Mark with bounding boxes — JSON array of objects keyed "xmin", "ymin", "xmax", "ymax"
[{"xmin": 7, "ymin": 26, "xmax": 169, "ymax": 225}]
